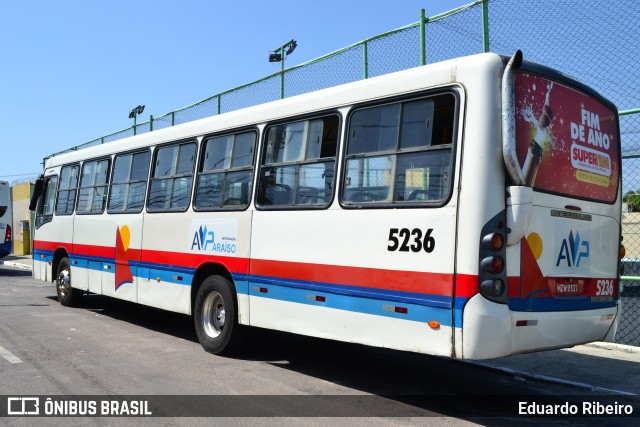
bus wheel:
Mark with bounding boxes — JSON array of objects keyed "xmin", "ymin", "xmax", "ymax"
[
  {"xmin": 194, "ymin": 276, "xmax": 242, "ymax": 355},
  {"xmin": 56, "ymin": 257, "xmax": 82, "ymax": 306}
]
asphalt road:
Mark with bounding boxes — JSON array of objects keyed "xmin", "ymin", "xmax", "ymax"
[{"xmin": 0, "ymin": 265, "xmax": 638, "ymax": 426}]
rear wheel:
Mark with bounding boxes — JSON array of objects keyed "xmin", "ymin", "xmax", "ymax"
[
  {"xmin": 56, "ymin": 257, "xmax": 83, "ymax": 306},
  {"xmin": 193, "ymin": 275, "xmax": 243, "ymax": 355}
]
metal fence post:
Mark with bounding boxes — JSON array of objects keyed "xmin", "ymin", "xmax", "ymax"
[
  {"xmin": 150, "ymin": 115, "xmax": 154, "ymax": 132},
  {"xmin": 482, "ymin": 0, "xmax": 490, "ymax": 52},
  {"xmin": 280, "ymin": 46, "xmax": 285, "ymax": 99},
  {"xmin": 363, "ymin": 40, "xmax": 369, "ymax": 79},
  {"xmin": 420, "ymin": 9, "xmax": 426, "ymax": 66}
]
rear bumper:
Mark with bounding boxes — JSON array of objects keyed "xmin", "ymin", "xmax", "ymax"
[
  {"xmin": 0, "ymin": 241, "xmax": 11, "ymax": 258},
  {"xmin": 461, "ymin": 294, "xmax": 618, "ymax": 360}
]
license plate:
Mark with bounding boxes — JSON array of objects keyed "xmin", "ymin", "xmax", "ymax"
[{"xmin": 548, "ymin": 279, "xmax": 584, "ymax": 297}]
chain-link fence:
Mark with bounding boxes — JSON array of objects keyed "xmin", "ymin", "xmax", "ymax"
[
  {"xmin": 619, "ymin": 260, "xmax": 640, "ymax": 345},
  {"xmin": 42, "ymin": 0, "xmax": 640, "ymax": 344}
]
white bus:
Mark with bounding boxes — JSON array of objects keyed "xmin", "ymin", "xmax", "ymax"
[
  {"xmin": 31, "ymin": 52, "xmax": 623, "ymax": 359},
  {"xmin": 0, "ymin": 180, "xmax": 12, "ymax": 259}
]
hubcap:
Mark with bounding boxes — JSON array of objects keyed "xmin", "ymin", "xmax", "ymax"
[
  {"xmin": 57, "ymin": 268, "xmax": 70, "ymax": 297},
  {"xmin": 202, "ymin": 291, "xmax": 226, "ymax": 338}
]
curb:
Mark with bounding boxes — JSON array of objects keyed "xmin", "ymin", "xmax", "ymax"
[
  {"xmin": 0, "ymin": 261, "xmax": 33, "ymax": 271},
  {"xmin": 585, "ymin": 341, "xmax": 640, "ymax": 354},
  {"xmin": 466, "ymin": 359, "xmax": 636, "ymax": 396}
]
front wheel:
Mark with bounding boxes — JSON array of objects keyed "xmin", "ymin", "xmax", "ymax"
[
  {"xmin": 56, "ymin": 257, "xmax": 83, "ymax": 306},
  {"xmin": 193, "ymin": 275, "xmax": 243, "ymax": 355}
]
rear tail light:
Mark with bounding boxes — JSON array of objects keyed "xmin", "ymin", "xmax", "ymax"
[
  {"xmin": 479, "ymin": 212, "xmax": 508, "ymax": 303},
  {"xmin": 481, "ymin": 279, "xmax": 505, "ymax": 297},
  {"xmin": 481, "ymin": 256, "xmax": 504, "ymax": 274},
  {"xmin": 4, "ymin": 224, "xmax": 10, "ymax": 243},
  {"xmin": 492, "ymin": 256, "xmax": 504, "ymax": 273},
  {"xmin": 483, "ymin": 233, "xmax": 504, "ymax": 251}
]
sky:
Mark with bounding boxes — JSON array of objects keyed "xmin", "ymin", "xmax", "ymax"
[{"xmin": 0, "ymin": 0, "xmax": 470, "ymax": 183}]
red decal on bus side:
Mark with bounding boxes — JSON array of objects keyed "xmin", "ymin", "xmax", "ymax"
[
  {"xmin": 250, "ymin": 259, "xmax": 454, "ymax": 296},
  {"xmin": 115, "ymin": 227, "xmax": 134, "ymax": 290},
  {"xmin": 520, "ymin": 237, "xmax": 551, "ymax": 300}
]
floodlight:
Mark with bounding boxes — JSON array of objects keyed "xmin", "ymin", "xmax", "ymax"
[{"xmin": 285, "ymin": 40, "xmax": 297, "ymax": 55}]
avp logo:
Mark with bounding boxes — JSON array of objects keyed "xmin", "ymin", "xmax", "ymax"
[
  {"xmin": 191, "ymin": 225, "xmax": 215, "ymax": 251},
  {"xmin": 556, "ymin": 230, "xmax": 590, "ymax": 267}
]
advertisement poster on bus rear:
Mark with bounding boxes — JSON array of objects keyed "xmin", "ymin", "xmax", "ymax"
[{"xmin": 514, "ymin": 72, "xmax": 619, "ymax": 202}]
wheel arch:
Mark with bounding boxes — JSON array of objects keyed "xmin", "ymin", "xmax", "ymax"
[
  {"xmin": 191, "ymin": 262, "xmax": 236, "ymax": 315},
  {"xmin": 52, "ymin": 247, "xmax": 70, "ymax": 282}
]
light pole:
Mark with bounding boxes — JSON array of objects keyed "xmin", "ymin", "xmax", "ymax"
[
  {"xmin": 269, "ymin": 39, "xmax": 297, "ymax": 99},
  {"xmin": 129, "ymin": 105, "xmax": 145, "ymax": 135}
]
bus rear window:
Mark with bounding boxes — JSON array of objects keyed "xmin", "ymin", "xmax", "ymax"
[{"xmin": 514, "ymin": 72, "xmax": 620, "ymax": 203}]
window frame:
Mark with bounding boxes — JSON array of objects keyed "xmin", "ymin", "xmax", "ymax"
[
  {"xmin": 107, "ymin": 148, "xmax": 151, "ymax": 215},
  {"xmin": 146, "ymin": 139, "xmax": 198, "ymax": 213},
  {"xmin": 76, "ymin": 157, "xmax": 112, "ymax": 215},
  {"xmin": 35, "ymin": 174, "xmax": 59, "ymax": 229},
  {"xmin": 193, "ymin": 127, "xmax": 258, "ymax": 212},
  {"xmin": 339, "ymin": 89, "xmax": 460, "ymax": 210},
  {"xmin": 54, "ymin": 163, "xmax": 80, "ymax": 216},
  {"xmin": 255, "ymin": 110, "xmax": 342, "ymax": 211}
]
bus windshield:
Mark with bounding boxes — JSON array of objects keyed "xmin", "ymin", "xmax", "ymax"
[{"xmin": 514, "ymin": 72, "xmax": 620, "ymax": 203}]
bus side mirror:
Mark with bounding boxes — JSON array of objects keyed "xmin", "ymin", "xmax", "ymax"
[
  {"xmin": 29, "ymin": 177, "xmax": 44, "ymax": 212},
  {"xmin": 506, "ymin": 186, "xmax": 532, "ymax": 246}
]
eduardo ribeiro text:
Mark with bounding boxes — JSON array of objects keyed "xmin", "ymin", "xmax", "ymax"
[{"xmin": 519, "ymin": 401, "xmax": 634, "ymax": 416}]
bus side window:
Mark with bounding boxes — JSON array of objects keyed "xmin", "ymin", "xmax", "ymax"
[
  {"xmin": 257, "ymin": 115, "xmax": 339, "ymax": 208},
  {"xmin": 77, "ymin": 159, "xmax": 111, "ymax": 214},
  {"xmin": 36, "ymin": 175, "xmax": 58, "ymax": 228},
  {"xmin": 148, "ymin": 141, "xmax": 196, "ymax": 212},
  {"xmin": 194, "ymin": 131, "xmax": 256, "ymax": 210},
  {"xmin": 108, "ymin": 150, "xmax": 151, "ymax": 214},
  {"xmin": 55, "ymin": 164, "xmax": 79, "ymax": 215},
  {"xmin": 342, "ymin": 94, "xmax": 455, "ymax": 206}
]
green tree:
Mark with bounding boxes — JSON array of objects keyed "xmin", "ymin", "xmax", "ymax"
[{"xmin": 624, "ymin": 190, "xmax": 640, "ymax": 212}]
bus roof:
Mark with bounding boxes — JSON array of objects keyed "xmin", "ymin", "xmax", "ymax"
[{"xmin": 43, "ymin": 52, "xmax": 617, "ymax": 170}]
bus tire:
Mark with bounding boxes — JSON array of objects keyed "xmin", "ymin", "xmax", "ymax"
[
  {"xmin": 56, "ymin": 257, "xmax": 83, "ymax": 306},
  {"xmin": 193, "ymin": 275, "xmax": 243, "ymax": 355}
]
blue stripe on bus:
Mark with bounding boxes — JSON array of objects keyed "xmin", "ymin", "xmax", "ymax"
[
  {"xmin": 453, "ymin": 297, "xmax": 469, "ymax": 329},
  {"xmin": 508, "ymin": 296, "xmax": 616, "ymax": 311},
  {"xmin": 143, "ymin": 267, "xmax": 194, "ymax": 286},
  {"xmin": 42, "ymin": 250, "xmax": 456, "ymax": 308},
  {"xmin": 32, "ymin": 249, "xmax": 53, "ymax": 262},
  {"xmin": 245, "ymin": 274, "xmax": 453, "ymax": 308},
  {"xmin": 246, "ymin": 281, "xmax": 455, "ymax": 326},
  {"xmin": 75, "ymin": 259, "xmax": 195, "ymax": 287},
  {"xmin": 33, "ymin": 250, "xmax": 466, "ymax": 326},
  {"xmin": 33, "ymin": 248, "xmax": 452, "ymax": 305}
]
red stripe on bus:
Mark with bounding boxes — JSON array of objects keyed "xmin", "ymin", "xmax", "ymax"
[
  {"xmin": 73, "ymin": 243, "xmax": 115, "ymax": 259},
  {"xmin": 140, "ymin": 249, "xmax": 249, "ymax": 274},
  {"xmin": 454, "ymin": 274, "xmax": 480, "ymax": 298},
  {"xmin": 33, "ymin": 240, "xmax": 61, "ymax": 252},
  {"xmin": 34, "ymin": 240, "xmax": 248, "ymax": 274},
  {"xmin": 34, "ymin": 239, "xmax": 471, "ymax": 297},
  {"xmin": 250, "ymin": 258, "xmax": 454, "ymax": 295}
]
